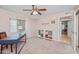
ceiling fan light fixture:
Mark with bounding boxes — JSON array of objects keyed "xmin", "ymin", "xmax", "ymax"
[
  {"xmin": 33, "ymin": 11, "xmax": 38, "ymax": 15},
  {"xmin": 23, "ymin": 5, "xmax": 46, "ymax": 15}
]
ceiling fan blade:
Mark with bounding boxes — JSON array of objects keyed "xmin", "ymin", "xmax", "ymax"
[
  {"xmin": 32, "ymin": 5, "xmax": 35, "ymax": 11},
  {"xmin": 30, "ymin": 12, "xmax": 33, "ymax": 15},
  {"xmin": 37, "ymin": 11, "xmax": 42, "ymax": 15},
  {"xmin": 38, "ymin": 9, "xmax": 47, "ymax": 11},
  {"xmin": 23, "ymin": 9, "xmax": 32, "ymax": 11}
]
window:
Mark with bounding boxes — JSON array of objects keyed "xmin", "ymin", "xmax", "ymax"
[
  {"xmin": 17, "ymin": 20, "xmax": 25, "ymax": 31},
  {"xmin": 10, "ymin": 18, "xmax": 25, "ymax": 32}
]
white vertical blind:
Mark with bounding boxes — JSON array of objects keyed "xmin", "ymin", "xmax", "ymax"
[{"xmin": 10, "ymin": 18, "xmax": 17, "ymax": 32}]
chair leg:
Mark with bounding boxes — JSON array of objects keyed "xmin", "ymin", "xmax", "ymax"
[{"xmin": 1, "ymin": 45, "xmax": 3, "ymax": 54}]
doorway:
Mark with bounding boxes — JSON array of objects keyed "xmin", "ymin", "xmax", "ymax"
[
  {"xmin": 59, "ymin": 16, "xmax": 74, "ymax": 49},
  {"xmin": 61, "ymin": 21, "xmax": 70, "ymax": 44},
  {"xmin": 60, "ymin": 20, "xmax": 74, "ymax": 45}
]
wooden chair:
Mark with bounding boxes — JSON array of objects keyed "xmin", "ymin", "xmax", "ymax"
[
  {"xmin": 0, "ymin": 32, "xmax": 7, "ymax": 39},
  {"xmin": 0, "ymin": 32, "xmax": 13, "ymax": 53}
]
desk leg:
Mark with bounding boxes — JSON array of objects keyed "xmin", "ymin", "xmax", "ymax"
[
  {"xmin": 25, "ymin": 34, "xmax": 26, "ymax": 43},
  {"xmin": 1, "ymin": 45, "xmax": 3, "ymax": 54},
  {"xmin": 15, "ymin": 43, "xmax": 17, "ymax": 54},
  {"xmin": 11, "ymin": 44, "xmax": 13, "ymax": 52}
]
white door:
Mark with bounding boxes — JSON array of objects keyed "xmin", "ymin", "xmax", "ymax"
[{"xmin": 68, "ymin": 20, "xmax": 74, "ymax": 46}]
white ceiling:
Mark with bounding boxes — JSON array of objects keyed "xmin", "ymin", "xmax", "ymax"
[{"xmin": 0, "ymin": 5, "xmax": 76, "ymax": 19}]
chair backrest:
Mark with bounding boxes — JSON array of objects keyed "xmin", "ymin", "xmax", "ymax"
[{"xmin": 0, "ymin": 32, "xmax": 7, "ymax": 39}]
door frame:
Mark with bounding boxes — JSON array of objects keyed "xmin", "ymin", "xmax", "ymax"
[{"xmin": 75, "ymin": 12, "xmax": 79, "ymax": 49}]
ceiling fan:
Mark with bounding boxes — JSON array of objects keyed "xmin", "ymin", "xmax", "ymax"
[{"xmin": 23, "ymin": 5, "xmax": 47, "ymax": 15}]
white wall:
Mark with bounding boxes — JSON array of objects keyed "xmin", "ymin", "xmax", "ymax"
[
  {"xmin": 25, "ymin": 18, "xmax": 38, "ymax": 38},
  {"xmin": 0, "ymin": 8, "xmax": 37, "ymax": 38}
]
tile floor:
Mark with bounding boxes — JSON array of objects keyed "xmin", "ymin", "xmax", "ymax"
[
  {"xmin": 20, "ymin": 37, "xmax": 76, "ymax": 54},
  {"xmin": 0, "ymin": 37, "xmax": 76, "ymax": 54},
  {"xmin": 61, "ymin": 34, "xmax": 70, "ymax": 44}
]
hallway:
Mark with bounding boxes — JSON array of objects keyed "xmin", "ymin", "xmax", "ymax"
[{"xmin": 61, "ymin": 33, "xmax": 70, "ymax": 44}]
